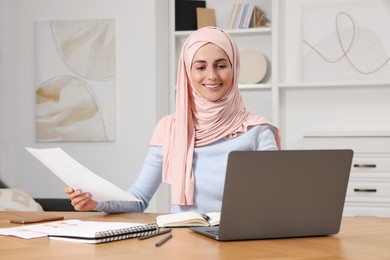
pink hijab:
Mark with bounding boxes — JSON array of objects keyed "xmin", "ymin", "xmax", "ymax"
[{"xmin": 150, "ymin": 27, "xmax": 280, "ymax": 205}]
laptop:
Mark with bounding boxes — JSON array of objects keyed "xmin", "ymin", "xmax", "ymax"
[{"xmin": 190, "ymin": 149, "xmax": 354, "ymax": 241}]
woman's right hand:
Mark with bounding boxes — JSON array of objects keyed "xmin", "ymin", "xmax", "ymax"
[{"xmin": 64, "ymin": 187, "xmax": 97, "ymax": 212}]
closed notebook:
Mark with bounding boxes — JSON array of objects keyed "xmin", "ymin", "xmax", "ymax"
[
  {"xmin": 47, "ymin": 219, "xmax": 158, "ymax": 244},
  {"xmin": 156, "ymin": 212, "xmax": 220, "ymax": 227}
]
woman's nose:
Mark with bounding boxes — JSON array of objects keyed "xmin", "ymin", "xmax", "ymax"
[{"xmin": 207, "ymin": 68, "xmax": 217, "ymax": 80}]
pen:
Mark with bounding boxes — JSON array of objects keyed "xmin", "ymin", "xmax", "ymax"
[
  {"xmin": 138, "ymin": 228, "xmax": 172, "ymax": 240},
  {"xmin": 202, "ymin": 214, "xmax": 210, "ymax": 221},
  {"xmin": 155, "ymin": 233, "xmax": 172, "ymax": 247}
]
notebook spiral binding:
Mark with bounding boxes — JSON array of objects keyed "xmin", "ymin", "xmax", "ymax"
[{"xmin": 95, "ymin": 223, "xmax": 159, "ymax": 242}]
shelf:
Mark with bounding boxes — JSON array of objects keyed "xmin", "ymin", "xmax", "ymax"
[
  {"xmin": 279, "ymin": 81, "xmax": 390, "ymax": 89},
  {"xmin": 239, "ymin": 83, "xmax": 271, "ymax": 90},
  {"xmin": 174, "ymin": 27, "xmax": 272, "ymax": 38}
]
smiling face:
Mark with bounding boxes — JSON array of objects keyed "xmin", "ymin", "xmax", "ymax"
[{"xmin": 190, "ymin": 43, "xmax": 233, "ymax": 102}]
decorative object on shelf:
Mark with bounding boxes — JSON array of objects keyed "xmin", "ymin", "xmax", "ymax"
[
  {"xmin": 35, "ymin": 19, "xmax": 116, "ymax": 142},
  {"xmin": 238, "ymin": 49, "xmax": 268, "ymax": 84},
  {"xmin": 252, "ymin": 6, "xmax": 268, "ymax": 28},
  {"xmin": 196, "ymin": 7, "xmax": 216, "ymax": 29},
  {"xmin": 228, "ymin": 2, "xmax": 268, "ymax": 29},
  {"xmin": 302, "ymin": 0, "xmax": 390, "ymax": 82},
  {"xmin": 175, "ymin": 0, "xmax": 206, "ymax": 31}
]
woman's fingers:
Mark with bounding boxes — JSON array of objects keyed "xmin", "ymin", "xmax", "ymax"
[
  {"xmin": 64, "ymin": 187, "xmax": 95, "ymax": 211},
  {"xmin": 64, "ymin": 187, "xmax": 74, "ymax": 195}
]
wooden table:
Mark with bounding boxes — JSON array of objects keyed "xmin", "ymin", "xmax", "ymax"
[{"xmin": 0, "ymin": 211, "xmax": 389, "ymax": 259}]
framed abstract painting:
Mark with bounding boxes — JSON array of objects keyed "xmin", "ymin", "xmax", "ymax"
[{"xmin": 35, "ymin": 18, "xmax": 116, "ymax": 141}]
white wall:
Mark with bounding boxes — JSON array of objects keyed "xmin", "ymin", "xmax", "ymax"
[{"xmin": 0, "ymin": 0, "xmax": 170, "ymax": 212}]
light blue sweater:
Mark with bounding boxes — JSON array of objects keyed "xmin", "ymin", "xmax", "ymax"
[{"xmin": 96, "ymin": 124, "xmax": 278, "ymax": 214}]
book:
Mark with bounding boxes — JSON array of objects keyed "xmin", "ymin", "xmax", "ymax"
[
  {"xmin": 228, "ymin": 3, "xmax": 239, "ymax": 29},
  {"xmin": 175, "ymin": 0, "xmax": 206, "ymax": 31},
  {"xmin": 156, "ymin": 212, "xmax": 220, "ymax": 227},
  {"xmin": 241, "ymin": 2, "xmax": 255, "ymax": 29},
  {"xmin": 233, "ymin": 3, "xmax": 245, "ymax": 29},
  {"xmin": 47, "ymin": 220, "xmax": 159, "ymax": 244},
  {"xmin": 196, "ymin": 7, "xmax": 216, "ymax": 29}
]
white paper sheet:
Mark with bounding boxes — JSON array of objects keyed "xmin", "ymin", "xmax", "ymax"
[
  {"xmin": 0, "ymin": 219, "xmax": 142, "ymax": 239},
  {"xmin": 26, "ymin": 147, "xmax": 140, "ymax": 202}
]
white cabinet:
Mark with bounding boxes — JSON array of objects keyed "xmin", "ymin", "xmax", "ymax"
[
  {"xmin": 303, "ymin": 133, "xmax": 390, "ymax": 217},
  {"xmin": 168, "ymin": 0, "xmax": 278, "ymax": 123},
  {"xmin": 346, "ymin": 155, "xmax": 390, "ymax": 216}
]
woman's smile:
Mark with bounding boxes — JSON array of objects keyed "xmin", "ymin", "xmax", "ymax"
[{"xmin": 203, "ymin": 83, "xmax": 223, "ymax": 90}]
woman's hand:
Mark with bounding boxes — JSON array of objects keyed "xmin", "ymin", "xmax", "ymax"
[{"xmin": 64, "ymin": 187, "xmax": 97, "ymax": 211}]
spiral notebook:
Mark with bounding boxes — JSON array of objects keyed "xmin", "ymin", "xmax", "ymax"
[{"xmin": 46, "ymin": 220, "xmax": 158, "ymax": 244}]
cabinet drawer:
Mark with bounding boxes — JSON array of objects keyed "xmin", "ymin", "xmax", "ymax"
[
  {"xmin": 346, "ymin": 181, "xmax": 390, "ymax": 203},
  {"xmin": 351, "ymin": 155, "xmax": 390, "ymax": 177},
  {"xmin": 344, "ymin": 202, "xmax": 390, "ymax": 217}
]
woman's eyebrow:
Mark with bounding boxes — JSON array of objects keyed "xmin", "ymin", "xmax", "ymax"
[
  {"xmin": 192, "ymin": 59, "xmax": 206, "ymax": 64},
  {"xmin": 215, "ymin": 58, "xmax": 229, "ymax": 62},
  {"xmin": 193, "ymin": 58, "xmax": 229, "ymax": 64}
]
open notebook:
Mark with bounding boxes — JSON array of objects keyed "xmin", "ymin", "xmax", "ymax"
[{"xmin": 190, "ymin": 149, "xmax": 353, "ymax": 241}]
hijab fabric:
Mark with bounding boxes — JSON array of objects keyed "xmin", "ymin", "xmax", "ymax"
[{"xmin": 150, "ymin": 27, "xmax": 280, "ymax": 205}]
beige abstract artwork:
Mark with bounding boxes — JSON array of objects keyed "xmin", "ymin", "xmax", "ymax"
[{"xmin": 35, "ymin": 19, "xmax": 116, "ymax": 141}]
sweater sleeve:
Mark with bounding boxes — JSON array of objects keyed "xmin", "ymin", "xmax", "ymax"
[
  {"xmin": 95, "ymin": 146, "xmax": 163, "ymax": 213},
  {"xmin": 255, "ymin": 124, "xmax": 279, "ymax": 151}
]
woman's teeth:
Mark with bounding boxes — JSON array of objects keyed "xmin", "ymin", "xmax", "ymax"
[{"xmin": 204, "ymin": 83, "xmax": 222, "ymax": 89}]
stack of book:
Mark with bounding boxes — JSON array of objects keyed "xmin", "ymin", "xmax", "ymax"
[{"xmin": 228, "ymin": 2, "xmax": 268, "ymax": 30}]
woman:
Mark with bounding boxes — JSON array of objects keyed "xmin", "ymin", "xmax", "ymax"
[{"xmin": 65, "ymin": 26, "xmax": 280, "ymax": 214}]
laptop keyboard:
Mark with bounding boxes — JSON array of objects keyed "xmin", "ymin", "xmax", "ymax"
[{"xmin": 206, "ymin": 230, "xmax": 219, "ymax": 235}]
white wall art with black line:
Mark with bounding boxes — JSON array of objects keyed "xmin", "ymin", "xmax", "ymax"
[{"xmin": 302, "ymin": 0, "xmax": 390, "ymax": 82}]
